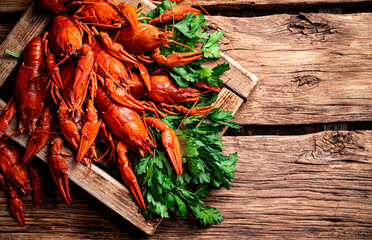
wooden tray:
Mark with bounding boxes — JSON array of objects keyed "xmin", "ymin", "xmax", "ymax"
[{"xmin": 0, "ymin": 0, "xmax": 258, "ymax": 235}]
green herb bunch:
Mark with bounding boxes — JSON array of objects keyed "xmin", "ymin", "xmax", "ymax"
[{"xmin": 135, "ymin": 1, "xmax": 241, "ymax": 224}]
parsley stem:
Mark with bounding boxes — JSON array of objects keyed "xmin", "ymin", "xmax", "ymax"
[{"xmin": 5, "ymin": 49, "xmax": 21, "ymax": 59}]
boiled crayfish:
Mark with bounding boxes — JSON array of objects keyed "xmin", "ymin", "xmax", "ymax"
[{"xmin": 0, "ymin": 0, "xmax": 217, "ymax": 224}]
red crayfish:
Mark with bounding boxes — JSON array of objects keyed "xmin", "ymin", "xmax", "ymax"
[{"xmin": 0, "ymin": 0, "xmax": 218, "ymax": 224}]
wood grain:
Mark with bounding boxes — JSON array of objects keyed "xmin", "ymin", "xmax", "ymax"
[
  {"xmin": 3, "ymin": 0, "xmax": 371, "ymax": 12},
  {"xmin": 0, "ymin": 131, "xmax": 371, "ymax": 239},
  {"xmin": 182, "ymin": 0, "xmax": 372, "ymax": 9},
  {"xmin": 203, "ymin": 13, "xmax": 372, "ymax": 125},
  {"xmin": 0, "ymin": 24, "xmax": 15, "ymax": 43},
  {"xmin": 0, "ymin": 0, "xmax": 31, "ymax": 12},
  {"xmin": 155, "ymin": 131, "xmax": 372, "ymax": 239},
  {"xmin": 0, "ymin": 2, "xmax": 50, "ymax": 87},
  {"xmin": 202, "ymin": 88, "xmax": 244, "ymax": 135}
]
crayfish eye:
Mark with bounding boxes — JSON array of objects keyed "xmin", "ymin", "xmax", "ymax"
[
  {"xmin": 111, "ymin": 20, "xmax": 118, "ymax": 24},
  {"xmin": 159, "ymin": 34, "xmax": 164, "ymax": 38},
  {"xmin": 59, "ymin": 49, "xmax": 64, "ymax": 54}
]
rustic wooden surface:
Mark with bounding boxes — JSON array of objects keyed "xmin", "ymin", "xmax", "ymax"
[
  {"xmin": 0, "ymin": 0, "xmax": 253, "ymax": 235},
  {"xmin": 0, "ymin": 0, "xmax": 371, "ymax": 239},
  {"xmin": 0, "ymin": 131, "xmax": 371, "ymax": 239},
  {"xmin": 2, "ymin": 0, "xmax": 371, "ymax": 12},
  {"xmin": 205, "ymin": 13, "xmax": 372, "ymax": 125}
]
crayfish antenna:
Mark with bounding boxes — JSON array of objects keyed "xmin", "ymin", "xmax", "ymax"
[{"xmin": 193, "ymin": 0, "xmax": 210, "ymax": 16}]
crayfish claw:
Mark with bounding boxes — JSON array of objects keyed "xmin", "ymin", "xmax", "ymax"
[
  {"xmin": 145, "ymin": 117, "xmax": 183, "ymax": 175},
  {"xmin": 163, "ymin": 128, "xmax": 183, "ymax": 175},
  {"xmin": 49, "ymin": 137, "xmax": 71, "ymax": 204},
  {"xmin": 27, "ymin": 162, "xmax": 43, "ymax": 206},
  {"xmin": 118, "ymin": 2, "xmax": 138, "ymax": 29},
  {"xmin": 152, "ymin": 49, "xmax": 203, "ymax": 68},
  {"xmin": 76, "ymin": 100, "xmax": 101, "ymax": 164},
  {"xmin": 116, "ymin": 142, "xmax": 146, "ymax": 210},
  {"xmin": 23, "ymin": 107, "xmax": 52, "ymax": 163},
  {"xmin": 174, "ymin": 105, "xmax": 214, "ymax": 116},
  {"xmin": 8, "ymin": 185, "xmax": 25, "ymax": 226}
]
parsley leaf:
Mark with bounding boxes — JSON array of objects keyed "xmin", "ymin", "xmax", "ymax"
[{"xmin": 201, "ymin": 30, "xmax": 225, "ymax": 59}]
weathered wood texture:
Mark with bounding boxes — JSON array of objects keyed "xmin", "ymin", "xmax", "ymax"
[
  {"xmin": 0, "ymin": 0, "xmax": 31, "ymax": 12},
  {"xmin": 0, "ymin": 131, "xmax": 371, "ymax": 239},
  {"xmin": 204, "ymin": 53, "xmax": 259, "ymax": 99},
  {"xmin": 0, "ymin": 24, "xmax": 14, "ymax": 43},
  {"xmin": 203, "ymin": 13, "xmax": 372, "ymax": 125},
  {"xmin": 2, "ymin": 0, "xmax": 372, "ymax": 12},
  {"xmin": 0, "ymin": 2, "xmax": 50, "ymax": 87},
  {"xmin": 182, "ymin": 0, "xmax": 372, "ymax": 9}
]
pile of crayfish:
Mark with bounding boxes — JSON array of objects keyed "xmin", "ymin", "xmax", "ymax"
[{"xmin": 0, "ymin": 0, "xmax": 219, "ymax": 226}]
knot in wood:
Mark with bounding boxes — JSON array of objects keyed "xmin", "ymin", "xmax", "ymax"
[
  {"xmin": 293, "ymin": 75, "xmax": 320, "ymax": 88},
  {"xmin": 288, "ymin": 13, "xmax": 335, "ymax": 40}
]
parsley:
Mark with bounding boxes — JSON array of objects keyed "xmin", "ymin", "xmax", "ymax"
[
  {"xmin": 132, "ymin": 1, "xmax": 240, "ymax": 225},
  {"xmin": 201, "ymin": 30, "xmax": 225, "ymax": 59},
  {"xmin": 136, "ymin": 108, "xmax": 240, "ymax": 224}
]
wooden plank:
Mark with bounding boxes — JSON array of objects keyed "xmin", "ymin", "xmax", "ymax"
[
  {"xmin": 202, "ymin": 88, "xmax": 244, "ymax": 135},
  {"xmin": 155, "ymin": 131, "xmax": 372, "ymax": 239},
  {"xmin": 202, "ymin": 13, "xmax": 372, "ymax": 125},
  {"xmin": 204, "ymin": 53, "xmax": 259, "ymax": 99},
  {"xmin": 0, "ymin": 131, "xmax": 371, "ymax": 239},
  {"xmin": 0, "ymin": 0, "xmax": 31, "ymax": 12},
  {"xmin": 0, "ymin": 24, "xmax": 15, "ymax": 43},
  {"xmin": 0, "ymin": 2, "xmax": 50, "ymax": 87},
  {"xmin": 0, "ymin": 100, "xmax": 162, "ymax": 235},
  {"xmin": 3, "ymin": 0, "xmax": 371, "ymax": 12},
  {"xmin": 182, "ymin": 0, "xmax": 372, "ymax": 9}
]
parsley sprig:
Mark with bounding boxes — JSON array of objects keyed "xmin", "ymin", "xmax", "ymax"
[{"xmin": 133, "ymin": 1, "xmax": 240, "ymax": 225}]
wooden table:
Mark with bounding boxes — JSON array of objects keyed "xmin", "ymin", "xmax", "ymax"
[{"xmin": 0, "ymin": 0, "xmax": 371, "ymax": 239}]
